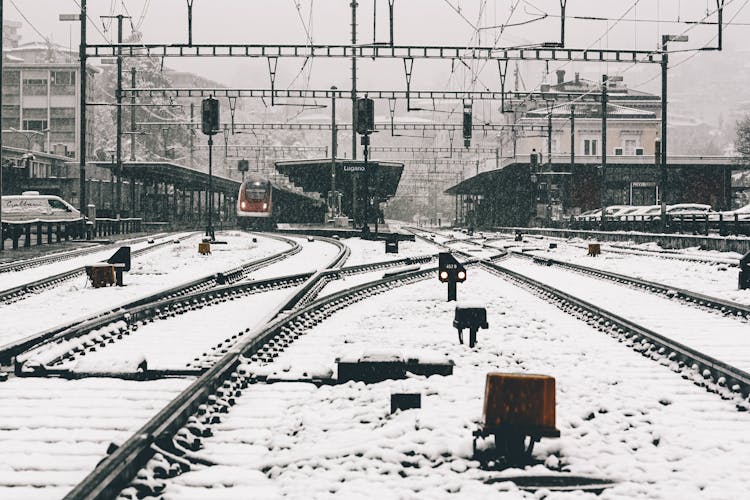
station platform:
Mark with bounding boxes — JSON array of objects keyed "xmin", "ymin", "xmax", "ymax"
[{"xmin": 275, "ymin": 223, "xmax": 415, "ymax": 241}]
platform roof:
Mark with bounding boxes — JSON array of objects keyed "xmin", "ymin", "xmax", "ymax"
[
  {"xmin": 275, "ymin": 158, "xmax": 404, "ymax": 199},
  {"xmin": 446, "ymin": 156, "xmax": 745, "ymax": 196},
  {"xmin": 90, "ymin": 161, "xmax": 240, "ymax": 194}
]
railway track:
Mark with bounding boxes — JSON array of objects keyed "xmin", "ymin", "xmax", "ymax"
[
  {"xmin": 64, "ymin": 243, "xmax": 750, "ymax": 498},
  {"xmin": 10, "ymin": 227, "xmax": 747, "ymax": 498},
  {"xmin": 0, "ymin": 233, "xmax": 197, "ymax": 305},
  {"xmin": 0, "ymin": 232, "xmax": 302, "ymax": 364},
  {"xmin": 0, "ymin": 233, "xmax": 172, "ymax": 274},
  {"xmin": 61, "ymin": 255, "xmax": 475, "ymax": 499},
  {"xmin": 509, "ymin": 249, "xmax": 750, "ymax": 321},
  {"xmin": 482, "ymin": 259, "xmax": 750, "ymax": 408}
]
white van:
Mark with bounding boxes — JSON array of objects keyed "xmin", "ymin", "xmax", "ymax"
[{"xmin": 1, "ymin": 191, "xmax": 82, "ymax": 222}]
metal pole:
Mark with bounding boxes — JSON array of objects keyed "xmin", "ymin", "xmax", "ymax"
[
  {"xmin": 79, "ymin": 0, "xmax": 87, "ymax": 216},
  {"xmin": 115, "ymin": 15, "xmax": 123, "ymax": 219},
  {"xmin": 547, "ymin": 104, "xmax": 552, "ymax": 223},
  {"xmin": 351, "ymin": 1, "xmax": 358, "ymax": 160},
  {"xmin": 130, "ymin": 67, "xmax": 136, "ymax": 161},
  {"xmin": 207, "ymin": 135, "xmax": 214, "ymax": 240},
  {"xmin": 1, "ymin": 0, "xmax": 4, "ymax": 250},
  {"xmin": 351, "ymin": 1, "xmax": 358, "ymax": 227},
  {"xmin": 189, "ymin": 103, "xmax": 195, "ymax": 167},
  {"xmin": 601, "ymin": 74, "xmax": 608, "ymax": 211},
  {"xmin": 661, "ymin": 37, "xmax": 668, "ymax": 219},
  {"xmin": 331, "ymin": 85, "xmax": 337, "ymax": 217},
  {"xmin": 570, "ymin": 104, "xmax": 575, "ymax": 210}
]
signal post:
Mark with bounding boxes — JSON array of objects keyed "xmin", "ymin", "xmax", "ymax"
[{"xmin": 438, "ymin": 252, "xmax": 466, "ymax": 302}]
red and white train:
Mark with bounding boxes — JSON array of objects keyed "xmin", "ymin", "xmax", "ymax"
[{"xmin": 236, "ymin": 175, "xmax": 274, "ymax": 229}]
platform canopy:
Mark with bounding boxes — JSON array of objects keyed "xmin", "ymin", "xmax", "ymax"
[
  {"xmin": 275, "ymin": 158, "xmax": 404, "ymax": 200},
  {"xmin": 91, "ymin": 161, "xmax": 240, "ymax": 194},
  {"xmin": 445, "ymin": 169, "xmax": 504, "ymax": 196}
]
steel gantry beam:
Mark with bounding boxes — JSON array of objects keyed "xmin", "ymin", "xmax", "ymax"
[
  {"xmin": 371, "ymin": 146, "xmax": 500, "ymax": 154},
  {"xmin": 86, "ymin": 44, "xmax": 662, "ymax": 63},
  {"xmin": 137, "ymin": 122, "xmax": 548, "ymax": 132},
  {"xmin": 121, "ymin": 87, "xmax": 615, "ymax": 102}
]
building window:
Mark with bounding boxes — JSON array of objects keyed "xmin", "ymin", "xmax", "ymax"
[
  {"xmin": 51, "ymin": 71, "xmax": 75, "ymax": 86},
  {"xmin": 583, "ymin": 139, "xmax": 598, "ymax": 156},
  {"xmin": 623, "ymin": 139, "xmax": 638, "ymax": 155},
  {"xmin": 51, "ymin": 71, "xmax": 76, "ymax": 95},
  {"xmin": 22, "ymin": 78, "xmax": 48, "ymax": 96},
  {"xmin": 23, "ymin": 119, "xmax": 48, "ymax": 131}
]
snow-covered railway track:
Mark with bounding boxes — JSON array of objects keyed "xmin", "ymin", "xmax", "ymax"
[
  {"xmin": 0, "ymin": 233, "xmax": 302, "ymax": 364},
  {"xmin": 62, "ymin": 258, "xmax": 468, "ymax": 499},
  {"xmin": 0, "ymin": 233, "xmax": 196, "ymax": 305},
  {"xmin": 0, "ymin": 377, "xmax": 190, "ymax": 498},
  {"xmin": 0, "ymin": 233, "xmax": 172, "ymax": 274},
  {"xmin": 482, "ymin": 258, "xmax": 750, "ymax": 408},
  {"xmin": 510, "ymin": 250, "xmax": 750, "ymax": 321}
]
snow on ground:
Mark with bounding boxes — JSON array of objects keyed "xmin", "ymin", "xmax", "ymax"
[
  {"xmin": 158, "ymin": 271, "xmax": 750, "ymax": 499},
  {"xmin": 342, "ymin": 237, "xmax": 437, "ymax": 267},
  {"xmin": 67, "ymin": 287, "xmax": 300, "ymax": 372},
  {"xmin": 486, "ymin": 231, "xmax": 742, "ymax": 265},
  {"xmin": 0, "ymin": 232, "xmax": 289, "ymax": 349},
  {"xmin": 248, "ymin": 236, "xmax": 342, "ymax": 279},
  {"xmin": 510, "ymin": 241, "xmax": 750, "ymax": 306},
  {"xmin": 0, "ymin": 232, "xmax": 188, "ymax": 291},
  {"xmin": 0, "ymin": 377, "xmax": 189, "ymax": 499},
  {"xmin": 499, "ymin": 257, "xmax": 750, "ymax": 370}
]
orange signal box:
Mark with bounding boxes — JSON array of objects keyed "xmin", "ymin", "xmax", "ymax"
[
  {"xmin": 587, "ymin": 243, "xmax": 601, "ymax": 257},
  {"xmin": 483, "ymin": 373, "xmax": 556, "ymax": 429},
  {"xmin": 198, "ymin": 242, "xmax": 211, "ymax": 255}
]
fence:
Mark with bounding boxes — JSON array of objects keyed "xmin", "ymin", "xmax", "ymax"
[{"xmin": 1, "ymin": 218, "xmax": 143, "ymax": 251}]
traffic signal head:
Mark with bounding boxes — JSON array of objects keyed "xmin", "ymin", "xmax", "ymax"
[
  {"xmin": 356, "ymin": 97, "xmax": 375, "ymax": 135},
  {"xmin": 438, "ymin": 252, "xmax": 467, "ymax": 283},
  {"xmin": 201, "ymin": 97, "xmax": 220, "ymax": 136}
]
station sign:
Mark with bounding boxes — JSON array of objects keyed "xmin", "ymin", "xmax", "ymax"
[{"xmin": 341, "ymin": 162, "xmax": 367, "ymax": 173}]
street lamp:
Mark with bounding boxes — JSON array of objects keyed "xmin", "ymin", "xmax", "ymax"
[{"xmin": 8, "ymin": 127, "xmax": 48, "ymax": 152}]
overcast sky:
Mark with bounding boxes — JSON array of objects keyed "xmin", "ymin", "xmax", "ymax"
[{"xmin": 6, "ymin": 0, "xmax": 749, "ymax": 94}]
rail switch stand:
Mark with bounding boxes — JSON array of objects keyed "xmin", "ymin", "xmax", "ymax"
[
  {"xmin": 385, "ymin": 237, "xmax": 399, "ymax": 254},
  {"xmin": 453, "ymin": 306, "xmax": 488, "ymax": 347},
  {"xmin": 473, "ymin": 373, "xmax": 560, "ymax": 464}
]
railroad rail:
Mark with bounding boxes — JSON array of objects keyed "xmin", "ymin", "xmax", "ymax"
[
  {"xmin": 481, "ymin": 259, "xmax": 750, "ymax": 408},
  {"xmin": 9, "ymin": 246, "xmax": 429, "ymax": 374},
  {"xmin": 63, "ymin": 255, "xmax": 472, "ymax": 499},
  {"xmin": 0, "ymin": 234, "xmax": 198, "ymax": 305},
  {"xmin": 510, "ymin": 249, "xmax": 750, "ymax": 321},
  {"xmin": 0, "ymin": 232, "xmax": 302, "ymax": 364},
  {"xmin": 0, "ymin": 233, "xmax": 171, "ymax": 274}
]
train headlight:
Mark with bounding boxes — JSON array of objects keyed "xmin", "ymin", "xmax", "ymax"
[
  {"xmin": 263, "ymin": 203, "xmax": 268, "ymax": 210},
  {"xmin": 240, "ymin": 201, "xmax": 248, "ymax": 209}
]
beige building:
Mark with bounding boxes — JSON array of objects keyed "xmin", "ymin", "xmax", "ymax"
[
  {"xmin": 511, "ymin": 71, "xmax": 661, "ymax": 161},
  {"xmin": 2, "ymin": 42, "xmax": 97, "ymax": 160}
]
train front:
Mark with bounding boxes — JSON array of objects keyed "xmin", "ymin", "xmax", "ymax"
[{"xmin": 237, "ymin": 176, "xmax": 273, "ymax": 229}]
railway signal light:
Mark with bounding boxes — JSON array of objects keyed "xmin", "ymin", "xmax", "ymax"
[
  {"xmin": 238, "ymin": 159, "xmax": 249, "ymax": 172},
  {"xmin": 201, "ymin": 97, "xmax": 220, "ymax": 136},
  {"xmin": 439, "ymin": 252, "xmax": 466, "ymax": 301},
  {"xmin": 356, "ymin": 97, "xmax": 375, "ymax": 135},
  {"xmin": 463, "ymin": 101, "xmax": 472, "ymax": 148}
]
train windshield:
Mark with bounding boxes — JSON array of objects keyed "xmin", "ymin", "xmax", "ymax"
[{"xmin": 245, "ymin": 183, "xmax": 267, "ymax": 201}]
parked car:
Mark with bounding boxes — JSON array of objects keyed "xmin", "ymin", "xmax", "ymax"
[
  {"xmin": 0, "ymin": 191, "xmax": 81, "ymax": 222},
  {"xmin": 714, "ymin": 203, "xmax": 750, "ymax": 221},
  {"xmin": 666, "ymin": 203, "xmax": 714, "ymax": 217},
  {"xmin": 574, "ymin": 208, "xmax": 602, "ymax": 221}
]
